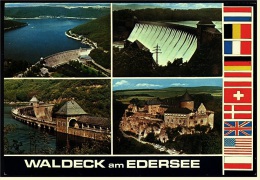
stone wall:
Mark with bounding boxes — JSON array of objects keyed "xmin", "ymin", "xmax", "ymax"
[
  {"xmin": 68, "ymin": 128, "xmax": 110, "ymax": 141},
  {"xmin": 33, "ymin": 105, "xmax": 54, "ymax": 121}
]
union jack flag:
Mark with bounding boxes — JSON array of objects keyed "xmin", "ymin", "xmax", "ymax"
[{"xmin": 224, "ymin": 121, "xmax": 252, "ymax": 136}]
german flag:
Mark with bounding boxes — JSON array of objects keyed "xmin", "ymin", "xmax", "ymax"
[
  {"xmin": 224, "ymin": 24, "xmax": 251, "ymax": 39},
  {"xmin": 224, "ymin": 56, "xmax": 251, "ymax": 71}
]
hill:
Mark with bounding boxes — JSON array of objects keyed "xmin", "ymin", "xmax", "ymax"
[
  {"xmin": 70, "ymin": 14, "xmax": 110, "ymax": 51},
  {"xmin": 4, "ymin": 20, "xmax": 27, "ymax": 31},
  {"xmin": 5, "ymin": 6, "xmax": 110, "ymax": 18},
  {"xmin": 4, "ymin": 79, "xmax": 110, "ymax": 118}
]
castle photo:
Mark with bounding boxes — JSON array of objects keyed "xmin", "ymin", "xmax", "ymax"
[{"xmin": 113, "ymin": 79, "xmax": 222, "ymax": 154}]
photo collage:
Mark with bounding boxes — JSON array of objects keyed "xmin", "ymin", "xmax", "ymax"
[{"xmin": 2, "ymin": 2, "xmax": 241, "ymax": 158}]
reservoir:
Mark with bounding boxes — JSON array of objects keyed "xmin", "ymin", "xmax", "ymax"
[
  {"xmin": 4, "ymin": 18, "xmax": 91, "ymax": 64},
  {"xmin": 4, "ymin": 104, "xmax": 110, "ymax": 154}
]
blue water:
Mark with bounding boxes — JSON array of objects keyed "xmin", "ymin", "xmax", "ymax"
[
  {"xmin": 4, "ymin": 104, "xmax": 57, "ymax": 154},
  {"xmin": 4, "ymin": 18, "xmax": 90, "ymax": 63},
  {"xmin": 4, "ymin": 104, "xmax": 109, "ymax": 154}
]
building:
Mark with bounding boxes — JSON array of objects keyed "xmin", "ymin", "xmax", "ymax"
[
  {"xmin": 14, "ymin": 97, "xmax": 110, "ymax": 141},
  {"xmin": 55, "ymin": 100, "xmax": 110, "ymax": 141},
  {"xmin": 120, "ymin": 90, "xmax": 215, "ymax": 142},
  {"xmin": 164, "ymin": 91, "xmax": 214, "ymax": 129}
]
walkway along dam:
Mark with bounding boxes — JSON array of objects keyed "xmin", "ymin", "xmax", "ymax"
[
  {"xmin": 11, "ymin": 97, "xmax": 111, "ymax": 141},
  {"xmin": 127, "ymin": 20, "xmax": 221, "ymax": 66}
]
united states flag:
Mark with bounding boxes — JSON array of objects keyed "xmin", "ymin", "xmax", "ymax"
[{"xmin": 224, "ymin": 138, "xmax": 252, "ymax": 155}]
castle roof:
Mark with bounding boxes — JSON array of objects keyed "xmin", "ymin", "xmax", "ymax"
[
  {"xmin": 56, "ymin": 100, "xmax": 88, "ymax": 116},
  {"xmin": 78, "ymin": 115, "xmax": 110, "ymax": 128},
  {"xmin": 146, "ymin": 98, "xmax": 161, "ymax": 105},
  {"xmin": 30, "ymin": 96, "xmax": 39, "ymax": 102},
  {"xmin": 180, "ymin": 90, "xmax": 193, "ymax": 102},
  {"xmin": 197, "ymin": 19, "xmax": 215, "ymax": 25},
  {"xmin": 165, "ymin": 107, "xmax": 192, "ymax": 114}
]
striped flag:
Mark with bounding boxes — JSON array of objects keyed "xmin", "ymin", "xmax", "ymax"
[
  {"xmin": 224, "ymin": 105, "xmax": 252, "ymax": 120},
  {"xmin": 224, "ymin": 56, "xmax": 251, "ymax": 71},
  {"xmin": 224, "ymin": 121, "xmax": 252, "ymax": 136},
  {"xmin": 224, "ymin": 72, "xmax": 252, "ymax": 78},
  {"xmin": 224, "ymin": 138, "xmax": 252, "ymax": 155},
  {"xmin": 224, "ymin": 24, "xmax": 251, "ymax": 39},
  {"xmin": 224, "ymin": 156, "xmax": 252, "ymax": 170},
  {"xmin": 224, "ymin": 41, "xmax": 251, "ymax": 55},
  {"xmin": 224, "ymin": 88, "xmax": 251, "ymax": 103},
  {"xmin": 224, "ymin": 7, "xmax": 252, "ymax": 22}
]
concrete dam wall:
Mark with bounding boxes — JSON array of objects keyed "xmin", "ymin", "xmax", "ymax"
[{"xmin": 127, "ymin": 22, "xmax": 197, "ymax": 66}]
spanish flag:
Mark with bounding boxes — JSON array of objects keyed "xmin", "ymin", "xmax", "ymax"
[
  {"xmin": 224, "ymin": 56, "xmax": 251, "ymax": 71},
  {"xmin": 224, "ymin": 24, "xmax": 251, "ymax": 39}
]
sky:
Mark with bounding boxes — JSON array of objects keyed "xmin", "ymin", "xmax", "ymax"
[
  {"xmin": 113, "ymin": 78, "xmax": 222, "ymax": 91},
  {"xmin": 113, "ymin": 3, "xmax": 222, "ymax": 10},
  {"xmin": 5, "ymin": 3, "xmax": 110, "ymax": 8}
]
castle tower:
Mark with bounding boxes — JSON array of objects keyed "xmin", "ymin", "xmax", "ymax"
[
  {"xmin": 29, "ymin": 96, "xmax": 39, "ymax": 108},
  {"xmin": 55, "ymin": 100, "xmax": 88, "ymax": 134},
  {"xmin": 197, "ymin": 19, "xmax": 216, "ymax": 50},
  {"xmin": 180, "ymin": 90, "xmax": 194, "ymax": 111}
]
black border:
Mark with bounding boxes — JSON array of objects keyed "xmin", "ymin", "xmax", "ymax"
[{"xmin": 0, "ymin": 0, "xmax": 257, "ymax": 177}]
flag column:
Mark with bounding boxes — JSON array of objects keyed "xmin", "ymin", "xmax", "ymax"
[{"xmin": 223, "ymin": 6, "xmax": 253, "ymax": 172}]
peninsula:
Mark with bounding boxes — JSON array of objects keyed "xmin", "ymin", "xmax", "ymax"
[{"xmin": 4, "ymin": 19, "xmax": 27, "ymax": 31}]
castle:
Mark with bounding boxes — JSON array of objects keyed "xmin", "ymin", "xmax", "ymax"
[{"xmin": 120, "ymin": 90, "xmax": 214, "ymax": 142}]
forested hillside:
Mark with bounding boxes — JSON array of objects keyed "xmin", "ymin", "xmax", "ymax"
[
  {"xmin": 71, "ymin": 15, "xmax": 110, "ymax": 51},
  {"xmin": 4, "ymin": 20, "xmax": 27, "ymax": 30},
  {"xmin": 5, "ymin": 6, "xmax": 110, "ymax": 18},
  {"xmin": 4, "ymin": 80, "xmax": 110, "ymax": 118}
]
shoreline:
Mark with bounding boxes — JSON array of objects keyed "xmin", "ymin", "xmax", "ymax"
[{"xmin": 65, "ymin": 30, "xmax": 97, "ymax": 49}]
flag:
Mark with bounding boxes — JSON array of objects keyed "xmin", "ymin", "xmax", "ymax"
[
  {"xmin": 224, "ymin": 41, "xmax": 251, "ymax": 55},
  {"xmin": 224, "ymin": 138, "xmax": 252, "ymax": 155},
  {"xmin": 224, "ymin": 88, "xmax": 251, "ymax": 103},
  {"xmin": 224, "ymin": 105, "xmax": 252, "ymax": 120},
  {"xmin": 224, "ymin": 72, "xmax": 251, "ymax": 78},
  {"xmin": 224, "ymin": 7, "xmax": 252, "ymax": 22},
  {"xmin": 224, "ymin": 56, "xmax": 251, "ymax": 71},
  {"xmin": 224, "ymin": 24, "xmax": 251, "ymax": 39},
  {"xmin": 224, "ymin": 121, "xmax": 252, "ymax": 136},
  {"xmin": 224, "ymin": 156, "xmax": 252, "ymax": 170}
]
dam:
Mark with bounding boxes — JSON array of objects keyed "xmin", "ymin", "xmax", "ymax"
[{"xmin": 127, "ymin": 21, "xmax": 221, "ymax": 66}]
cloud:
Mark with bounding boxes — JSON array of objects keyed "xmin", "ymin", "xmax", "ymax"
[
  {"xmin": 193, "ymin": 3, "xmax": 207, "ymax": 9},
  {"xmin": 171, "ymin": 83, "xmax": 187, "ymax": 86},
  {"xmin": 114, "ymin": 80, "xmax": 129, "ymax": 87},
  {"xmin": 136, "ymin": 83, "xmax": 162, "ymax": 88}
]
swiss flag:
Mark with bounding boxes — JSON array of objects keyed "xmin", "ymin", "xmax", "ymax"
[{"xmin": 224, "ymin": 88, "xmax": 252, "ymax": 103}]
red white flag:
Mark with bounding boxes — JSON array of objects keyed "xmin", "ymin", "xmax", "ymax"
[
  {"xmin": 224, "ymin": 105, "xmax": 252, "ymax": 119},
  {"xmin": 224, "ymin": 156, "xmax": 252, "ymax": 170},
  {"xmin": 224, "ymin": 72, "xmax": 252, "ymax": 78},
  {"xmin": 224, "ymin": 88, "xmax": 251, "ymax": 103}
]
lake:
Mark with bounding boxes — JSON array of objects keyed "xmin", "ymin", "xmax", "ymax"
[
  {"xmin": 4, "ymin": 104, "xmax": 110, "ymax": 154},
  {"xmin": 4, "ymin": 18, "xmax": 90, "ymax": 63}
]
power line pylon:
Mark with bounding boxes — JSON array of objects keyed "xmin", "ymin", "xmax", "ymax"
[{"xmin": 153, "ymin": 44, "xmax": 162, "ymax": 65}]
